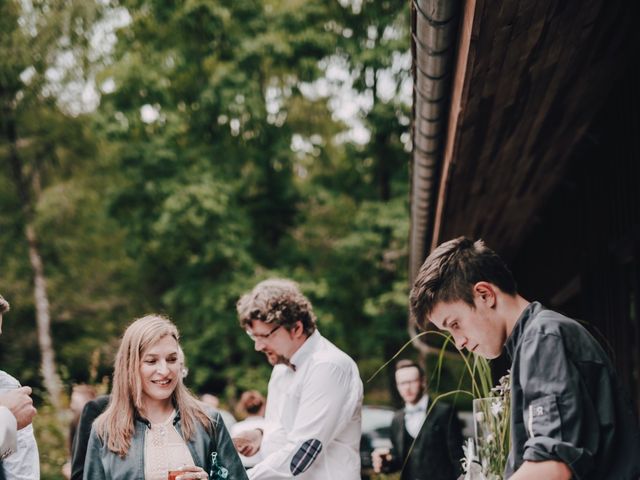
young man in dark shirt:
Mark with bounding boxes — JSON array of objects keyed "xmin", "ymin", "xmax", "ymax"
[{"xmin": 409, "ymin": 236, "xmax": 640, "ymax": 480}]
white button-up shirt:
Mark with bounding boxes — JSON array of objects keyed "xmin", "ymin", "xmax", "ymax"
[
  {"xmin": 404, "ymin": 394, "xmax": 429, "ymax": 438},
  {"xmin": 0, "ymin": 371, "xmax": 40, "ymax": 480},
  {"xmin": 248, "ymin": 331, "xmax": 363, "ymax": 479},
  {"xmin": 0, "ymin": 406, "xmax": 17, "ymax": 459}
]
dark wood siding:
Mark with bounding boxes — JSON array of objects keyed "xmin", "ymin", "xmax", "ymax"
[{"xmin": 510, "ymin": 70, "xmax": 640, "ymax": 414}]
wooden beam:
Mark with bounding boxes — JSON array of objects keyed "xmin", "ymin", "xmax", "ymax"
[{"xmin": 431, "ymin": 0, "xmax": 480, "ymax": 249}]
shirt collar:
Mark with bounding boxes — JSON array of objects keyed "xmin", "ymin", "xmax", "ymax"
[
  {"xmin": 405, "ymin": 394, "xmax": 429, "ymax": 413},
  {"xmin": 135, "ymin": 407, "xmax": 180, "ymax": 427},
  {"xmin": 289, "ymin": 329, "xmax": 321, "ymax": 371},
  {"xmin": 504, "ymin": 301, "xmax": 544, "ymax": 360}
]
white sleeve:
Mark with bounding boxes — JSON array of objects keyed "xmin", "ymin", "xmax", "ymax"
[
  {"xmin": 1, "ymin": 423, "xmax": 40, "ymax": 479},
  {"xmin": 248, "ymin": 362, "xmax": 356, "ymax": 479},
  {"xmin": 0, "ymin": 406, "xmax": 18, "ymax": 460}
]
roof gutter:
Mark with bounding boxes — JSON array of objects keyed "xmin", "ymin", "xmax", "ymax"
[
  {"xmin": 408, "ymin": 0, "xmax": 471, "ymax": 352},
  {"xmin": 409, "ymin": 0, "xmax": 462, "ymax": 284},
  {"xmin": 430, "ymin": 0, "xmax": 477, "ymax": 252}
]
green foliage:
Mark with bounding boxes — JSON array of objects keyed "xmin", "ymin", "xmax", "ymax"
[
  {"xmin": 33, "ymin": 404, "xmax": 68, "ymax": 480},
  {"xmin": 1, "ymin": 0, "xmax": 413, "ymax": 474}
]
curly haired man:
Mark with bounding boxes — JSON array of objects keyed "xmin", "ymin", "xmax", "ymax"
[{"xmin": 232, "ymin": 278, "xmax": 363, "ymax": 479}]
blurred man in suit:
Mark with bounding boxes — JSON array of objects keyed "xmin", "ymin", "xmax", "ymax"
[{"xmin": 372, "ymin": 360, "xmax": 462, "ymax": 480}]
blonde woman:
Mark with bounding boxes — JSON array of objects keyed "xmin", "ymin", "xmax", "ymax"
[{"xmin": 83, "ymin": 315, "xmax": 247, "ymax": 480}]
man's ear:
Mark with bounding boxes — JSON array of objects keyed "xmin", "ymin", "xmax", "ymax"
[
  {"xmin": 291, "ymin": 320, "xmax": 305, "ymax": 339},
  {"xmin": 473, "ymin": 282, "xmax": 497, "ymax": 308}
]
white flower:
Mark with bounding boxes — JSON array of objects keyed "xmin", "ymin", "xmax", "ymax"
[
  {"xmin": 462, "ymin": 438, "xmax": 487, "ymax": 480},
  {"xmin": 464, "ymin": 462, "xmax": 487, "ymax": 480},
  {"xmin": 462, "ymin": 438, "xmax": 476, "ymax": 464},
  {"xmin": 462, "ymin": 372, "xmax": 512, "ymax": 479}
]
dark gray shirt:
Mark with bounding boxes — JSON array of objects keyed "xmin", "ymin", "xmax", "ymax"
[{"xmin": 504, "ymin": 302, "xmax": 640, "ymax": 479}]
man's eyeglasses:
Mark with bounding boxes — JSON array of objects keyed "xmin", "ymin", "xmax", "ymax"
[{"xmin": 246, "ymin": 324, "xmax": 281, "ymax": 341}]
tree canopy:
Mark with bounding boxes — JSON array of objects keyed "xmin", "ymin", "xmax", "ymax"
[{"xmin": 1, "ymin": 1, "xmax": 418, "ymax": 474}]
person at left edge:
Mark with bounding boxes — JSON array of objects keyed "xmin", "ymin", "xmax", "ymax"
[
  {"xmin": 83, "ymin": 314, "xmax": 247, "ymax": 480},
  {"xmin": 0, "ymin": 294, "xmax": 39, "ymax": 480}
]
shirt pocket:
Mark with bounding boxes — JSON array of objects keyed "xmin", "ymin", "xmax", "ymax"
[{"xmin": 525, "ymin": 394, "xmax": 562, "ymax": 439}]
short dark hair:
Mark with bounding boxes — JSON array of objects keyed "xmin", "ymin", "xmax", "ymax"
[
  {"xmin": 236, "ymin": 278, "xmax": 317, "ymax": 336},
  {"xmin": 395, "ymin": 359, "xmax": 424, "ymax": 377},
  {"xmin": 409, "ymin": 236, "xmax": 517, "ymax": 328},
  {"xmin": 0, "ymin": 295, "xmax": 10, "ymax": 314}
]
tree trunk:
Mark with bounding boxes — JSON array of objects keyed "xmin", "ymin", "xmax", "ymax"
[
  {"xmin": 4, "ymin": 112, "xmax": 63, "ymax": 410},
  {"xmin": 25, "ymin": 223, "xmax": 63, "ymax": 410}
]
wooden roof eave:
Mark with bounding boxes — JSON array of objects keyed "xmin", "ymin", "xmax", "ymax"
[
  {"xmin": 409, "ymin": 0, "xmax": 469, "ymax": 352},
  {"xmin": 409, "ymin": 0, "xmax": 464, "ymax": 285}
]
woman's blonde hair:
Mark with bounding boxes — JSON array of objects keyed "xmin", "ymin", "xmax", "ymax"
[{"xmin": 94, "ymin": 314, "xmax": 212, "ymax": 457}]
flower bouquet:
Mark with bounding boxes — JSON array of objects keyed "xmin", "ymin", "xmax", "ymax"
[
  {"xmin": 368, "ymin": 332, "xmax": 511, "ymax": 480},
  {"xmin": 462, "ymin": 371, "xmax": 511, "ymax": 480}
]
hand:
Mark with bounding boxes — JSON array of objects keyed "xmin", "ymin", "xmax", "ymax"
[
  {"xmin": 61, "ymin": 461, "xmax": 71, "ymax": 479},
  {"xmin": 0, "ymin": 386, "xmax": 37, "ymax": 429},
  {"xmin": 508, "ymin": 460, "xmax": 572, "ymax": 480},
  {"xmin": 172, "ymin": 465, "xmax": 209, "ymax": 479},
  {"xmin": 232, "ymin": 428, "xmax": 262, "ymax": 457},
  {"xmin": 371, "ymin": 447, "xmax": 392, "ymax": 473}
]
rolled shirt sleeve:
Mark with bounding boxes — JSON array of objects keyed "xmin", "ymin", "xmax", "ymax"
[
  {"xmin": 518, "ymin": 332, "xmax": 606, "ymax": 477},
  {"xmin": 248, "ymin": 361, "xmax": 360, "ymax": 479}
]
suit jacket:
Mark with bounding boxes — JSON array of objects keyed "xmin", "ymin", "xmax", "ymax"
[
  {"xmin": 71, "ymin": 395, "xmax": 110, "ymax": 480},
  {"xmin": 389, "ymin": 400, "xmax": 463, "ymax": 480}
]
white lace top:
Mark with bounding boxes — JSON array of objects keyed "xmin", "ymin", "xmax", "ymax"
[{"xmin": 144, "ymin": 410, "xmax": 195, "ymax": 480}]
